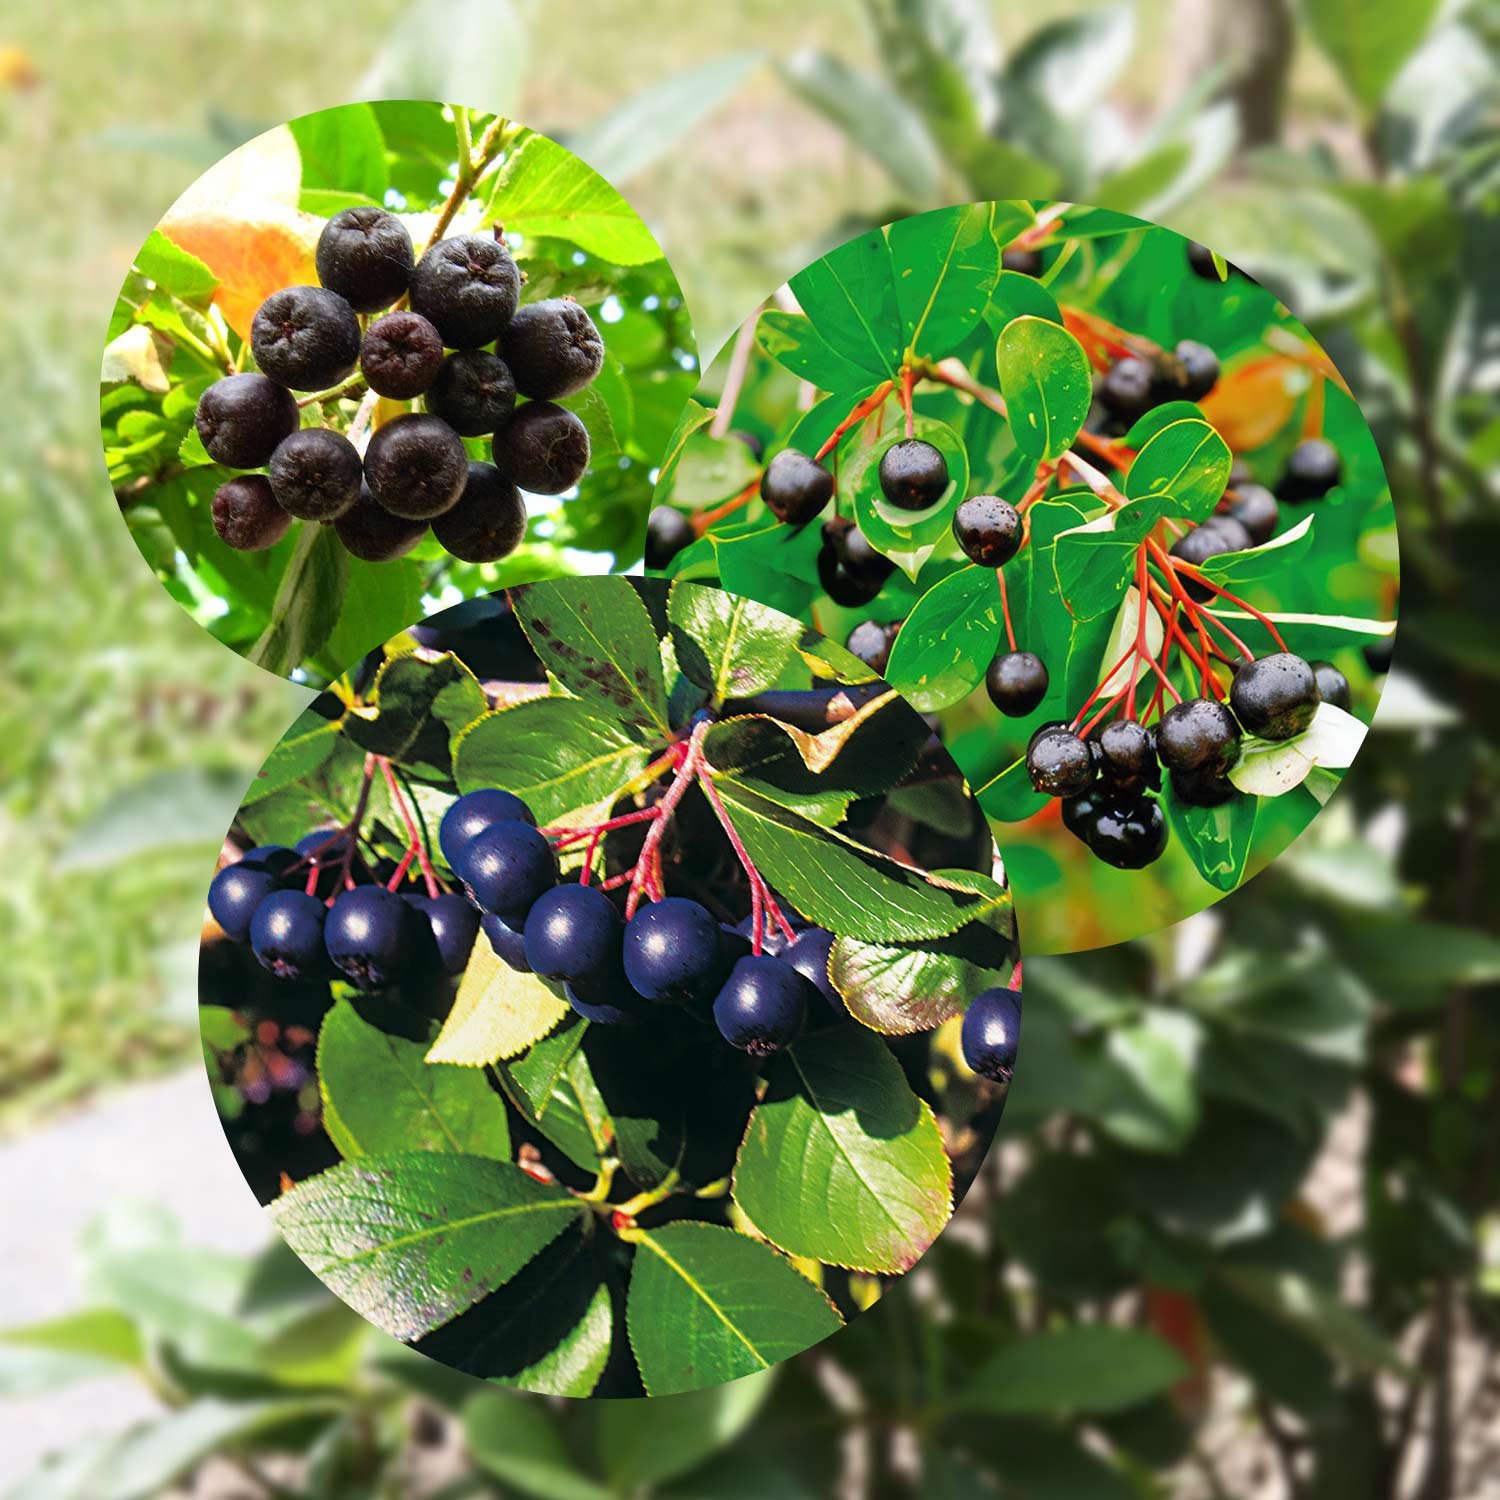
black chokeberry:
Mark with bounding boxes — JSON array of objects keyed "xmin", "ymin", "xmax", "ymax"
[
  {"xmin": 1226, "ymin": 483, "xmax": 1279, "ymax": 545},
  {"xmin": 1060, "ymin": 791, "xmax": 1098, "ymax": 842},
  {"xmin": 439, "ymin": 788, "xmax": 536, "ymax": 870},
  {"xmin": 952, "ymin": 495, "xmax": 1022, "ymax": 567},
  {"xmin": 565, "ymin": 953, "xmax": 652, "ymax": 1026},
  {"xmin": 408, "ymin": 233, "xmax": 520, "ymax": 349},
  {"xmin": 325, "ymin": 886, "xmax": 416, "ymax": 988},
  {"xmin": 456, "ymin": 819, "xmax": 558, "ymax": 921},
  {"xmin": 242, "ymin": 845, "xmax": 300, "ymax": 876},
  {"xmin": 250, "ymin": 889, "xmax": 331, "ymax": 981},
  {"xmin": 1230, "ymin": 652, "xmax": 1321, "ymax": 741},
  {"xmin": 782, "ymin": 927, "xmax": 844, "ymax": 1019},
  {"xmin": 334, "ymin": 482, "xmax": 428, "ymax": 563},
  {"xmin": 987, "ymin": 651, "xmax": 1049, "ymax": 717},
  {"xmin": 1277, "ymin": 438, "xmax": 1341, "ymax": 502},
  {"xmin": 431, "ymin": 461, "xmax": 527, "ymax": 564},
  {"xmin": 407, "ymin": 892, "xmax": 480, "ymax": 976},
  {"xmin": 1175, "ymin": 340, "xmax": 1219, "ymax": 401},
  {"xmin": 1170, "ymin": 517, "xmax": 1252, "ymax": 601},
  {"xmin": 267, "ymin": 427, "xmax": 363, "ymax": 521},
  {"xmin": 1027, "ymin": 726, "xmax": 1095, "ymax": 797},
  {"xmin": 828, "ymin": 518, "xmax": 895, "ymax": 586},
  {"xmin": 481, "ymin": 912, "xmax": 530, "ymax": 971},
  {"xmin": 846, "ymin": 620, "xmax": 895, "ymax": 675},
  {"xmin": 713, "ymin": 954, "xmax": 809, "ymax": 1056},
  {"xmin": 425, "ymin": 350, "xmax": 517, "ymax": 437},
  {"xmin": 251, "ymin": 285, "xmax": 361, "ymax": 391},
  {"xmin": 491, "ymin": 401, "xmax": 590, "ymax": 494},
  {"xmin": 1002, "ymin": 247, "xmax": 1042, "ymax": 276},
  {"xmin": 211, "ymin": 474, "xmax": 291, "ymax": 552},
  {"xmin": 295, "ymin": 829, "xmax": 352, "ymax": 900},
  {"xmin": 817, "ymin": 542, "xmax": 884, "ymax": 607},
  {"xmin": 1170, "ymin": 768, "xmax": 1236, "ymax": 807},
  {"xmin": 1098, "ymin": 719, "xmax": 1158, "ymax": 792},
  {"xmin": 316, "ymin": 207, "xmax": 414, "ymax": 314},
  {"xmin": 1363, "ymin": 635, "xmax": 1395, "ymax": 674},
  {"xmin": 524, "ymin": 883, "xmax": 622, "ymax": 984},
  {"xmin": 960, "ymin": 987, "xmax": 1020, "ymax": 1082},
  {"xmin": 1088, "ymin": 797, "xmax": 1168, "ymax": 869},
  {"xmin": 499, "ymin": 298, "xmax": 605, "ymax": 400},
  {"xmin": 208, "ymin": 860, "xmax": 281, "ymax": 943},
  {"xmin": 195, "ymin": 373, "xmax": 299, "ymax": 468},
  {"xmin": 622, "ymin": 897, "xmax": 725, "ymax": 1004},
  {"xmin": 1155, "ymin": 697, "xmax": 1241, "ymax": 776},
  {"xmin": 645, "ymin": 506, "xmax": 694, "ymax": 570},
  {"xmin": 878, "ymin": 439, "xmax": 948, "ymax": 512},
  {"xmin": 1100, "ymin": 357, "xmax": 1155, "ymax": 421},
  {"xmin": 761, "ymin": 449, "xmax": 833, "ymax": 527},
  {"xmin": 360, "ymin": 311, "xmax": 444, "ymax": 400},
  {"xmin": 1310, "ymin": 660, "xmax": 1352, "ymax": 711},
  {"xmin": 365, "ymin": 412, "xmax": 468, "ymax": 519}
]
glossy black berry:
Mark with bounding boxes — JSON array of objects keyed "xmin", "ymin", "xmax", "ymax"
[
  {"xmin": 1098, "ymin": 719, "xmax": 1159, "ymax": 792},
  {"xmin": 316, "ymin": 207, "xmax": 414, "ymax": 314},
  {"xmin": 1277, "ymin": 438, "xmax": 1341, "ymax": 502},
  {"xmin": 952, "ymin": 495, "xmax": 1022, "ymax": 567},
  {"xmin": 623, "ymin": 897, "xmax": 725, "ymax": 1003},
  {"xmin": 365, "ymin": 412, "xmax": 468, "ymax": 519},
  {"xmin": 1230, "ymin": 652, "xmax": 1321, "ymax": 741},
  {"xmin": 1363, "ymin": 635, "xmax": 1395, "ymax": 674},
  {"xmin": 267, "ymin": 428, "xmax": 363, "ymax": 521},
  {"xmin": 491, "ymin": 402, "xmax": 590, "ymax": 495},
  {"xmin": 878, "ymin": 439, "xmax": 948, "ymax": 512},
  {"xmin": 294, "ymin": 829, "xmax": 352, "ymax": 899},
  {"xmin": 250, "ymin": 890, "xmax": 331, "ymax": 981},
  {"xmin": 1226, "ymin": 483, "xmax": 1279, "ymax": 546},
  {"xmin": 713, "ymin": 954, "xmax": 809, "ymax": 1056},
  {"xmin": 761, "ymin": 449, "xmax": 833, "ymax": 526},
  {"xmin": 846, "ymin": 620, "xmax": 895, "ymax": 675},
  {"xmin": 408, "ymin": 233, "xmax": 520, "ymax": 349},
  {"xmin": 826, "ymin": 518, "xmax": 895, "ymax": 586},
  {"xmin": 1002, "ymin": 247, "xmax": 1042, "ymax": 276},
  {"xmin": 481, "ymin": 912, "xmax": 530, "ymax": 971},
  {"xmin": 960, "ymin": 986, "xmax": 1021, "ymax": 1082},
  {"xmin": 195, "ymin": 374, "xmax": 299, "ymax": 468},
  {"xmin": 334, "ymin": 482, "xmax": 428, "ymax": 563},
  {"xmin": 1060, "ymin": 791, "xmax": 1099, "ymax": 842},
  {"xmin": 251, "ymin": 285, "xmax": 361, "ymax": 391},
  {"xmin": 360, "ymin": 311, "xmax": 444, "ymax": 400},
  {"xmin": 1100, "ymin": 357, "xmax": 1155, "ymax": 421},
  {"xmin": 1187, "ymin": 240, "xmax": 1221, "ymax": 280},
  {"xmin": 1088, "ymin": 796, "xmax": 1168, "ymax": 869},
  {"xmin": 406, "ymin": 892, "xmax": 480, "ymax": 976},
  {"xmin": 425, "ymin": 350, "xmax": 517, "ymax": 437},
  {"xmin": 208, "ymin": 861, "xmax": 280, "ymax": 943},
  {"xmin": 565, "ymin": 952, "xmax": 652, "ymax": 1026},
  {"xmin": 782, "ymin": 927, "xmax": 844, "ymax": 1019},
  {"xmin": 645, "ymin": 506, "xmax": 694, "ymax": 570},
  {"xmin": 1027, "ymin": 726, "xmax": 1095, "ymax": 797},
  {"xmin": 499, "ymin": 298, "xmax": 605, "ymax": 400},
  {"xmin": 439, "ymin": 789, "xmax": 536, "ymax": 870},
  {"xmin": 987, "ymin": 651, "xmax": 1049, "ymax": 718},
  {"xmin": 1310, "ymin": 660, "xmax": 1352, "ymax": 711},
  {"xmin": 817, "ymin": 542, "xmax": 884, "ymax": 607},
  {"xmin": 211, "ymin": 474, "xmax": 291, "ymax": 552},
  {"xmin": 325, "ymin": 886, "xmax": 416, "ymax": 988},
  {"xmin": 1175, "ymin": 340, "xmax": 1219, "ymax": 401},
  {"xmin": 523, "ymin": 883, "xmax": 622, "ymax": 984},
  {"xmin": 1155, "ymin": 697, "xmax": 1241, "ymax": 776},
  {"xmin": 242, "ymin": 844, "xmax": 300, "ymax": 876},
  {"xmin": 1170, "ymin": 516, "xmax": 1253, "ymax": 600},
  {"xmin": 1170, "ymin": 768, "xmax": 1237, "ymax": 807},
  {"xmin": 431, "ymin": 461, "xmax": 527, "ymax": 564},
  {"xmin": 456, "ymin": 819, "xmax": 558, "ymax": 921}
]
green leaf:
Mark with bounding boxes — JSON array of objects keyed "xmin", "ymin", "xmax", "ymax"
[
  {"xmin": 0, "ymin": 1310, "xmax": 143, "ymax": 1396},
  {"xmin": 289, "ymin": 102, "xmax": 388, "ymax": 201},
  {"xmin": 1122, "ymin": 400, "xmax": 1206, "ymax": 449},
  {"xmin": 789, "ymin": 224, "xmax": 903, "ymax": 378},
  {"xmin": 453, "ymin": 698, "xmax": 650, "ymax": 824},
  {"xmin": 1166, "ymin": 789, "xmax": 1258, "ymax": 893},
  {"xmin": 888, "ymin": 202, "xmax": 1002, "ymax": 356},
  {"xmin": 734, "ymin": 1027, "xmax": 952, "ymax": 1272},
  {"xmin": 1124, "ymin": 417, "xmax": 1232, "ymax": 522},
  {"xmin": 136, "ymin": 229, "xmax": 217, "ymax": 301},
  {"xmin": 669, "ymin": 582, "xmax": 803, "ymax": 700},
  {"xmin": 464, "ymin": 1391, "xmax": 614, "ymax": 1500},
  {"xmin": 1199, "ymin": 514, "xmax": 1315, "ymax": 586},
  {"xmin": 269, "ymin": 1153, "xmax": 583, "ymax": 1341},
  {"xmin": 755, "ymin": 311, "xmax": 883, "ymax": 391},
  {"xmin": 343, "ymin": 651, "xmax": 486, "ymax": 760},
  {"xmin": 317, "ymin": 1000, "xmax": 510, "ymax": 1160},
  {"xmin": 242, "ymin": 714, "xmax": 341, "ymax": 804},
  {"xmin": 249, "ymin": 523, "xmax": 348, "ymax": 677},
  {"xmin": 427, "ymin": 937, "xmax": 571, "ymax": 1066},
  {"xmin": 846, "ymin": 414, "xmax": 969, "ymax": 568},
  {"xmin": 667, "ymin": 430, "xmax": 760, "ymax": 508},
  {"xmin": 626, "ymin": 1222, "xmax": 842, "ymax": 1396},
  {"xmin": 1303, "ymin": 0, "xmax": 1440, "ymax": 111},
  {"xmin": 1052, "ymin": 497, "xmax": 1168, "ymax": 621},
  {"xmin": 512, "ymin": 577, "xmax": 670, "ymax": 742},
  {"xmin": 989, "ymin": 267, "xmax": 1062, "ymax": 326},
  {"xmin": 996, "ymin": 315, "xmax": 1092, "ymax": 462}
]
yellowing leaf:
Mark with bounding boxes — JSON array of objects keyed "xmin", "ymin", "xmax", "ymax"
[
  {"xmin": 427, "ymin": 939, "xmax": 570, "ymax": 1066},
  {"xmin": 100, "ymin": 325, "xmax": 172, "ymax": 393}
]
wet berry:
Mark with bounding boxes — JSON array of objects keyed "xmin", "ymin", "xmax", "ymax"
[
  {"xmin": 878, "ymin": 439, "xmax": 948, "ymax": 512},
  {"xmin": 1087, "ymin": 797, "xmax": 1168, "ymax": 869},
  {"xmin": 952, "ymin": 494, "xmax": 1022, "ymax": 568},
  {"xmin": 1156, "ymin": 697, "xmax": 1241, "ymax": 776},
  {"xmin": 987, "ymin": 651, "xmax": 1049, "ymax": 717},
  {"xmin": 1230, "ymin": 652, "xmax": 1321, "ymax": 741},
  {"xmin": 761, "ymin": 449, "xmax": 833, "ymax": 526},
  {"xmin": 1027, "ymin": 726, "xmax": 1095, "ymax": 797}
]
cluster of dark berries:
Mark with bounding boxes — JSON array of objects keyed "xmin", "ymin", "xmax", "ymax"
[
  {"xmin": 208, "ymin": 831, "xmax": 480, "ymax": 986},
  {"xmin": 1092, "ymin": 339, "xmax": 1220, "ymax": 434},
  {"xmin": 196, "ymin": 207, "xmax": 603, "ymax": 565},
  {"xmin": 440, "ymin": 789, "xmax": 845, "ymax": 1056}
]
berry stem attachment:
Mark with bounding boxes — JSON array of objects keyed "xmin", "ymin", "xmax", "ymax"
[
  {"xmin": 695, "ymin": 762, "xmax": 797, "ymax": 948},
  {"xmin": 901, "ymin": 366, "xmax": 916, "ymax": 438},
  {"xmin": 997, "ymin": 564, "xmax": 1018, "ymax": 653},
  {"xmin": 813, "ymin": 381, "xmax": 896, "ymax": 462},
  {"xmin": 1150, "ymin": 539, "xmax": 1287, "ymax": 650},
  {"xmin": 624, "ymin": 727, "xmax": 706, "ymax": 919},
  {"xmin": 378, "ymin": 757, "xmax": 442, "ymax": 898}
]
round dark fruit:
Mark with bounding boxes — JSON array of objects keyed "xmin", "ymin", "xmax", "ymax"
[
  {"xmin": 782, "ymin": 927, "xmax": 844, "ymax": 1019},
  {"xmin": 1187, "ymin": 240, "xmax": 1221, "ymax": 280},
  {"xmin": 846, "ymin": 620, "xmax": 894, "ymax": 675},
  {"xmin": 250, "ymin": 890, "xmax": 331, "ymax": 981},
  {"xmin": 208, "ymin": 861, "xmax": 280, "ymax": 943},
  {"xmin": 406, "ymin": 892, "xmax": 480, "ymax": 976},
  {"xmin": 1170, "ymin": 768, "xmax": 1236, "ymax": 807},
  {"xmin": 564, "ymin": 953, "xmax": 651, "ymax": 1026},
  {"xmin": 325, "ymin": 886, "xmax": 416, "ymax": 988},
  {"xmin": 878, "ymin": 439, "xmax": 948, "ymax": 512},
  {"xmin": 1088, "ymin": 797, "xmax": 1168, "ymax": 869},
  {"xmin": 456, "ymin": 819, "xmax": 558, "ymax": 921},
  {"xmin": 316, "ymin": 207, "xmax": 414, "ymax": 313},
  {"xmin": 1230, "ymin": 652, "xmax": 1321, "ymax": 741},
  {"xmin": 267, "ymin": 427, "xmax": 363, "ymax": 521},
  {"xmin": 623, "ymin": 897, "xmax": 725, "ymax": 1004},
  {"xmin": 645, "ymin": 506, "xmax": 694, "ymax": 570},
  {"xmin": 1310, "ymin": 660, "xmax": 1351, "ymax": 712},
  {"xmin": 952, "ymin": 495, "xmax": 1022, "ymax": 567},
  {"xmin": 817, "ymin": 542, "xmax": 884, "ymax": 607},
  {"xmin": 294, "ymin": 829, "xmax": 356, "ymax": 899},
  {"xmin": 424, "ymin": 349, "xmax": 517, "ymax": 437},
  {"xmin": 194, "ymin": 373, "xmax": 299, "ymax": 468},
  {"xmin": 987, "ymin": 651, "xmax": 1049, "ymax": 717},
  {"xmin": 334, "ymin": 482, "xmax": 428, "ymax": 563},
  {"xmin": 250, "ymin": 285, "xmax": 361, "ymax": 391},
  {"xmin": 1027, "ymin": 726, "xmax": 1095, "ymax": 797},
  {"xmin": 408, "ymin": 233, "xmax": 520, "ymax": 348},
  {"xmin": 211, "ymin": 474, "xmax": 291, "ymax": 552},
  {"xmin": 242, "ymin": 845, "xmax": 300, "ymax": 876},
  {"xmin": 1175, "ymin": 339, "xmax": 1219, "ymax": 401},
  {"xmin": 499, "ymin": 298, "xmax": 605, "ymax": 400},
  {"xmin": 713, "ymin": 954, "xmax": 809, "ymax": 1056},
  {"xmin": 1170, "ymin": 517, "xmax": 1252, "ymax": 601},
  {"xmin": 1060, "ymin": 791, "xmax": 1099, "ymax": 843},
  {"xmin": 1002, "ymin": 247, "xmax": 1042, "ymax": 276},
  {"xmin": 1226, "ymin": 483, "xmax": 1279, "ymax": 546},
  {"xmin": 439, "ymin": 789, "xmax": 536, "ymax": 870},
  {"xmin": 1363, "ymin": 635, "xmax": 1395, "ymax": 674},
  {"xmin": 524, "ymin": 883, "xmax": 622, "ymax": 984},
  {"xmin": 359, "ymin": 310, "xmax": 444, "ymax": 399},
  {"xmin": 1155, "ymin": 697, "xmax": 1241, "ymax": 776},
  {"xmin": 1098, "ymin": 719, "xmax": 1158, "ymax": 791},
  {"xmin": 481, "ymin": 912, "xmax": 530, "ymax": 972},
  {"xmin": 1100, "ymin": 357, "xmax": 1156, "ymax": 421},
  {"xmin": 960, "ymin": 986, "xmax": 1021, "ymax": 1082},
  {"xmin": 1228, "ymin": 457, "xmax": 1255, "ymax": 488},
  {"xmin": 365, "ymin": 412, "xmax": 468, "ymax": 519},
  {"xmin": 1277, "ymin": 438, "xmax": 1341, "ymax": 502},
  {"xmin": 491, "ymin": 402, "xmax": 590, "ymax": 494},
  {"xmin": 761, "ymin": 449, "xmax": 833, "ymax": 526},
  {"xmin": 835, "ymin": 521, "xmax": 896, "ymax": 585},
  {"xmin": 431, "ymin": 461, "xmax": 527, "ymax": 564}
]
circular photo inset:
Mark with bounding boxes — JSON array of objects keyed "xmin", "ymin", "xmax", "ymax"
[
  {"xmin": 647, "ymin": 200, "xmax": 1397, "ymax": 954},
  {"xmin": 102, "ymin": 102, "xmax": 696, "ymax": 684},
  {"xmin": 199, "ymin": 576, "xmax": 1021, "ymax": 1397}
]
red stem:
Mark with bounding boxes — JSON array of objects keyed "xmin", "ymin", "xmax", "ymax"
[
  {"xmin": 625, "ymin": 731, "xmax": 704, "ymax": 918},
  {"xmin": 997, "ymin": 566, "xmax": 1018, "ymax": 653},
  {"xmin": 901, "ymin": 367, "xmax": 915, "ymax": 438},
  {"xmin": 380, "ymin": 759, "xmax": 441, "ymax": 898},
  {"xmin": 695, "ymin": 761, "xmax": 796, "ymax": 947},
  {"xmin": 814, "ymin": 382, "xmax": 896, "ymax": 462},
  {"xmin": 692, "ymin": 478, "xmax": 760, "ymax": 535}
]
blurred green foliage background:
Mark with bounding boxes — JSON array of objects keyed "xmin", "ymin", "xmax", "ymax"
[{"xmin": 2, "ymin": 1, "xmax": 1497, "ymax": 1497}]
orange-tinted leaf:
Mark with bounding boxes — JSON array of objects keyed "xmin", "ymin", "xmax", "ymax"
[{"xmin": 1198, "ymin": 354, "xmax": 1302, "ymax": 453}]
